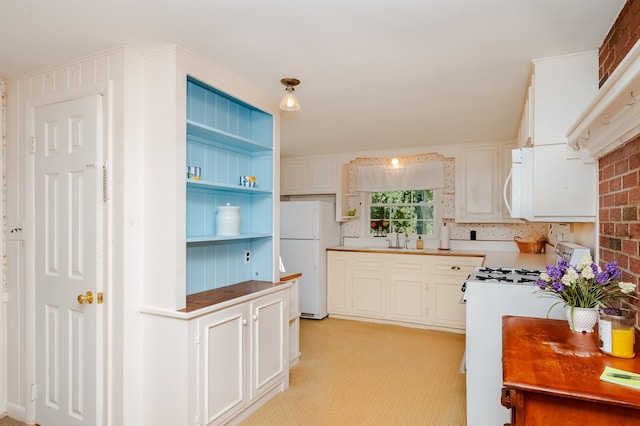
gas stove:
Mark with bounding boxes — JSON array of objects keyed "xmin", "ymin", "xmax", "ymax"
[{"xmin": 466, "ymin": 267, "xmax": 543, "ymax": 285}]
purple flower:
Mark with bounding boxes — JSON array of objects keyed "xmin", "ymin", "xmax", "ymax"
[
  {"xmin": 557, "ymin": 258, "xmax": 570, "ymax": 272},
  {"xmin": 604, "ymin": 262, "xmax": 622, "ymax": 280},
  {"xmin": 595, "ymin": 271, "xmax": 610, "ymax": 285},
  {"xmin": 551, "ymin": 281, "xmax": 565, "ymax": 292},
  {"xmin": 536, "ymin": 279, "xmax": 549, "ymax": 289},
  {"xmin": 546, "ymin": 265, "xmax": 563, "ymax": 280}
]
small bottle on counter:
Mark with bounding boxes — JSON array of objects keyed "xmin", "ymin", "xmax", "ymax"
[{"xmin": 416, "ymin": 235, "xmax": 424, "ymax": 250}]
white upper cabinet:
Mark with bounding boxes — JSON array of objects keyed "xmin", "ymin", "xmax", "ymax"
[
  {"xmin": 517, "ymin": 51, "xmax": 599, "ymax": 148},
  {"xmin": 281, "ymin": 157, "xmax": 337, "ymax": 195}
]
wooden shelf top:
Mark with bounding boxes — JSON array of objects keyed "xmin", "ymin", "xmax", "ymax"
[{"xmin": 180, "ymin": 280, "xmax": 290, "ymax": 313}]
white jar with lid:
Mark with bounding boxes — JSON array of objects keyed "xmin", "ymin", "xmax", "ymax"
[{"xmin": 216, "ymin": 203, "xmax": 240, "ymax": 235}]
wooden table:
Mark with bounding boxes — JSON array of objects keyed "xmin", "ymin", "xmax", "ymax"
[{"xmin": 501, "ymin": 316, "xmax": 640, "ymax": 426}]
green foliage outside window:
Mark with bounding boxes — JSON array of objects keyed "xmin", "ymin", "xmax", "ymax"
[{"xmin": 370, "ymin": 189, "xmax": 434, "ymax": 236}]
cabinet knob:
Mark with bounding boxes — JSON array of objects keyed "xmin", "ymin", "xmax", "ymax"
[
  {"xmin": 451, "ymin": 266, "xmax": 461, "ymax": 270},
  {"xmin": 253, "ymin": 314, "xmax": 258, "ymax": 322},
  {"xmin": 242, "ymin": 319, "xmax": 247, "ymax": 326}
]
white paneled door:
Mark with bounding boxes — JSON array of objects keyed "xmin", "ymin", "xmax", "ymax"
[{"xmin": 34, "ymin": 95, "xmax": 104, "ymax": 426}]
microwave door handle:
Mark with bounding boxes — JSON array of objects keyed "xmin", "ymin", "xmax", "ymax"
[{"xmin": 503, "ymin": 167, "xmax": 513, "ymax": 216}]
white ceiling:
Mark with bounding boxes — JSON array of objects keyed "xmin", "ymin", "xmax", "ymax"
[{"xmin": 0, "ymin": 1, "xmax": 627, "ymax": 157}]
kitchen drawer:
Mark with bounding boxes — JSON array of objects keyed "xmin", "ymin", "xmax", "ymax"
[{"xmin": 431, "ymin": 256, "xmax": 483, "ymax": 275}]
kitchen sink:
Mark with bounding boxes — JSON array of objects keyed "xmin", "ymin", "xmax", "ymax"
[{"xmin": 364, "ymin": 246, "xmax": 424, "ymax": 252}]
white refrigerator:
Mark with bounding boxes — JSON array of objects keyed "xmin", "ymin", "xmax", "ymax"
[{"xmin": 280, "ymin": 201, "xmax": 341, "ymax": 319}]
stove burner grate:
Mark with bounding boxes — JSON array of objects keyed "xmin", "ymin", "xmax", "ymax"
[
  {"xmin": 474, "ymin": 274, "xmax": 514, "ymax": 282},
  {"xmin": 477, "ymin": 267, "xmax": 512, "ymax": 275}
]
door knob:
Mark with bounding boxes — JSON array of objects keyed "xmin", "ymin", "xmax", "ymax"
[{"xmin": 77, "ymin": 291, "xmax": 94, "ymax": 304}]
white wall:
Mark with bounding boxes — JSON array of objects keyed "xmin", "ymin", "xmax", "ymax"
[
  {"xmin": 4, "ymin": 47, "xmax": 143, "ymax": 426},
  {"xmin": 0, "ymin": 79, "xmax": 6, "ymax": 417}
]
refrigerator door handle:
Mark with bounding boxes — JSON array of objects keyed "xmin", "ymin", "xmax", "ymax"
[
  {"xmin": 312, "ymin": 208, "xmax": 319, "ymax": 239},
  {"xmin": 313, "ymin": 242, "xmax": 319, "ymax": 271}
]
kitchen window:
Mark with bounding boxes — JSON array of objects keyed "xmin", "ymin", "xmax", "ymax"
[{"xmin": 367, "ymin": 189, "xmax": 439, "ymax": 237}]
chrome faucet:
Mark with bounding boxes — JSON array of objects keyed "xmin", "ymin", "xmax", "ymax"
[{"xmin": 387, "ymin": 227, "xmax": 407, "ymax": 249}]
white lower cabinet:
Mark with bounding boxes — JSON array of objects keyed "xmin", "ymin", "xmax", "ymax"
[
  {"xmin": 388, "ymin": 272, "xmax": 429, "ymax": 324},
  {"xmin": 428, "ymin": 257, "xmax": 483, "ymax": 329},
  {"xmin": 198, "ymin": 304, "xmax": 248, "ymax": 424},
  {"xmin": 197, "ymin": 289, "xmax": 289, "ymax": 426},
  {"xmin": 352, "ymin": 255, "xmax": 386, "ymax": 318},
  {"xmin": 326, "ymin": 251, "xmax": 351, "ymax": 315},
  {"xmin": 327, "ymin": 251, "xmax": 482, "ymax": 331}
]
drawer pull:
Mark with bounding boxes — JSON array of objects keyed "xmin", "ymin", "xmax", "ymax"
[{"xmin": 451, "ymin": 266, "xmax": 461, "ymax": 270}]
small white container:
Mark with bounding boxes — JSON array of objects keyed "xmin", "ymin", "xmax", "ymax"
[{"xmin": 216, "ymin": 203, "xmax": 240, "ymax": 235}]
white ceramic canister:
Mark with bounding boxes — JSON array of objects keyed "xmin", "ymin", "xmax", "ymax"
[{"xmin": 216, "ymin": 203, "xmax": 240, "ymax": 235}]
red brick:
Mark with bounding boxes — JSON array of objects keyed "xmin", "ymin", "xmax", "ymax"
[
  {"xmin": 610, "ymin": 176, "xmax": 623, "ymax": 191},
  {"xmin": 629, "ymin": 187, "xmax": 640, "ymax": 204},
  {"xmin": 615, "ymin": 159, "xmax": 630, "ymax": 176},
  {"xmin": 601, "ymin": 164, "xmax": 615, "ymax": 180},
  {"xmin": 615, "ymin": 191, "xmax": 629, "ymax": 205},
  {"xmin": 602, "ymin": 222, "xmax": 615, "ymax": 235},
  {"xmin": 611, "ymin": 207, "xmax": 622, "ymax": 221},
  {"xmin": 623, "ymin": 171, "xmax": 639, "ymax": 188},
  {"xmin": 602, "ymin": 194, "xmax": 615, "ymax": 207},
  {"xmin": 616, "ymin": 252, "xmax": 630, "ymax": 269},
  {"xmin": 631, "ymin": 155, "xmax": 640, "ymax": 172},
  {"xmin": 630, "ymin": 223, "xmax": 640, "ymax": 239},
  {"xmin": 599, "ymin": 208, "xmax": 610, "ymax": 221},
  {"xmin": 623, "ymin": 239, "xmax": 639, "ymax": 256},
  {"xmin": 601, "ymin": 249, "xmax": 614, "ymax": 264},
  {"xmin": 616, "ymin": 222, "xmax": 629, "ymax": 237},
  {"xmin": 631, "ymin": 256, "xmax": 640, "ymax": 275}
]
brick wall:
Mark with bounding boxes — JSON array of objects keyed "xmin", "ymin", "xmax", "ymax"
[
  {"xmin": 600, "ymin": 0, "xmax": 640, "ymax": 86},
  {"xmin": 599, "ymin": 138, "xmax": 640, "ymax": 285},
  {"xmin": 598, "ymin": 1, "xmax": 640, "ymax": 288}
]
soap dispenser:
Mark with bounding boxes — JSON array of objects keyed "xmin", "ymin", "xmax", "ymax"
[{"xmin": 416, "ymin": 235, "xmax": 424, "ymax": 250}]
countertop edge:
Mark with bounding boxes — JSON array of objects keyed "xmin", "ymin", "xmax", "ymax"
[{"xmin": 140, "ymin": 280, "xmax": 293, "ymax": 320}]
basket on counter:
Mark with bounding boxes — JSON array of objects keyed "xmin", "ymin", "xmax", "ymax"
[{"xmin": 514, "ymin": 236, "xmax": 546, "ymax": 254}]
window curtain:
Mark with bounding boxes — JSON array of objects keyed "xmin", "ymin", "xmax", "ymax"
[{"xmin": 355, "ymin": 162, "xmax": 444, "ymax": 192}]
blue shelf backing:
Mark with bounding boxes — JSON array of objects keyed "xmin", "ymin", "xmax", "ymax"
[{"xmin": 185, "ymin": 76, "xmax": 274, "ymax": 295}]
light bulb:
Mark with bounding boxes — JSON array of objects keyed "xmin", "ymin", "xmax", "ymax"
[{"xmin": 280, "ymin": 86, "xmax": 300, "ymax": 111}]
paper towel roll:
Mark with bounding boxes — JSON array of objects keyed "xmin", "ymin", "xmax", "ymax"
[{"xmin": 439, "ymin": 223, "xmax": 450, "ymax": 250}]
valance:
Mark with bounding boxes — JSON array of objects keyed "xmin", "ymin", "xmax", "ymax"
[{"xmin": 355, "ymin": 162, "xmax": 444, "ymax": 192}]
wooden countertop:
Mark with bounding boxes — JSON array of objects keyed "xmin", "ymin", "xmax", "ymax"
[
  {"xmin": 502, "ymin": 316, "xmax": 640, "ymax": 410},
  {"xmin": 327, "ymin": 246, "xmax": 557, "ymax": 270},
  {"xmin": 180, "ymin": 280, "xmax": 291, "ymax": 313}
]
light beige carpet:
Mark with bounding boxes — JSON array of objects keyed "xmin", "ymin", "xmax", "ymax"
[
  {"xmin": 241, "ymin": 318, "xmax": 466, "ymax": 426},
  {"xmin": 0, "ymin": 416, "xmax": 27, "ymax": 426}
]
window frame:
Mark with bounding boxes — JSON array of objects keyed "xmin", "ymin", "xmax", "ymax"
[{"xmin": 360, "ymin": 188, "xmax": 443, "ymax": 240}]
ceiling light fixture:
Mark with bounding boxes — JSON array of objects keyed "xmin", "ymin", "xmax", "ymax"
[{"xmin": 279, "ymin": 78, "xmax": 301, "ymax": 111}]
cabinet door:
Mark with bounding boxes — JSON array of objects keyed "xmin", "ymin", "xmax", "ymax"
[
  {"xmin": 387, "ymin": 272, "xmax": 428, "ymax": 324},
  {"xmin": 428, "ymin": 273, "xmax": 468, "ymax": 329},
  {"xmin": 250, "ymin": 291, "xmax": 287, "ymax": 400},
  {"xmin": 281, "ymin": 159, "xmax": 306, "ymax": 194},
  {"xmin": 308, "ymin": 158, "xmax": 337, "ymax": 193},
  {"xmin": 281, "ymin": 158, "xmax": 337, "ymax": 195},
  {"xmin": 327, "ymin": 252, "xmax": 352, "ymax": 315},
  {"xmin": 352, "ymin": 268, "xmax": 386, "ymax": 318},
  {"xmin": 428, "ymin": 256, "xmax": 483, "ymax": 330},
  {"xmin": 198, "ymin": 304, "xmax": 248, "ymax": 425},
  {"xmin": 456, "ymin": 145, "xmax": 500, "ymax": 223}
]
